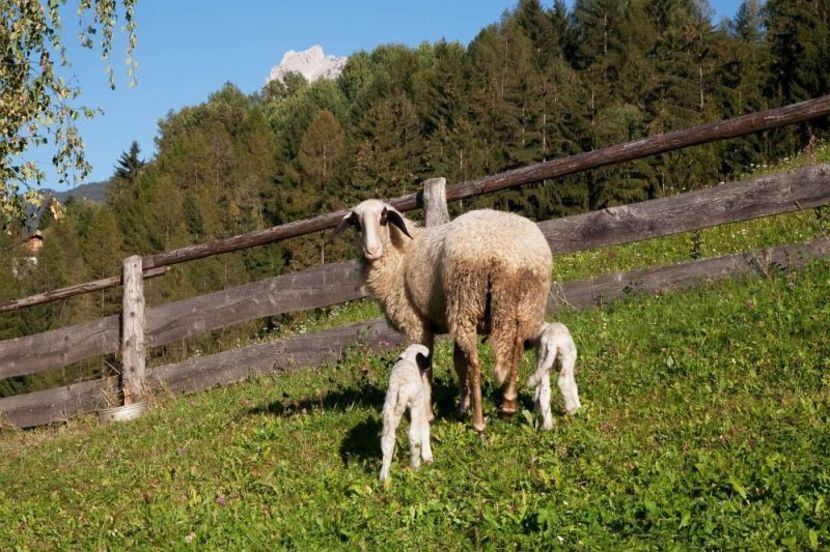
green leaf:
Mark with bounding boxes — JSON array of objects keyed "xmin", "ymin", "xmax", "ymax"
[
  {"xmin": 808, "ymin": 529, "xmax": 819, "ymax": 550},
  {"xmin": 728, "ymin": 474, "xmax": 748, "ymax": 500}
]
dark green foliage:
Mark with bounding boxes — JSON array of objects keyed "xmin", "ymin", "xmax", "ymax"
[{"xmin": 112, "ymin": 141, "xmax": 146, "ymax": 183}]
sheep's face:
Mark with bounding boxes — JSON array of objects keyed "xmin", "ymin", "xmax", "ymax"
[{"xmin": 331, "ymin": 199, "xmax": 412, "ymax": 261}]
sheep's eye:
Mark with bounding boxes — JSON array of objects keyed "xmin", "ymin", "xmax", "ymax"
[
  {"xmin": 351, "ymin": 213, "xmax": 362, "ymax": 232},
  {"xmin": 380, "ymin": 208, "xmax": 388, "ymax": 226}
]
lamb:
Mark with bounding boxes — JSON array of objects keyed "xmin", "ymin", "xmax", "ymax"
[
  {"xmin": 331, "ymin": 199, "xmax": 552, "ymax": 432},
  {"xmin": 379, "ymin": 344, "xmax": 433, "ymax": 483},
  {"xmin": 527, "ymin": 322, "xmax": 580, "ymax": 430}
]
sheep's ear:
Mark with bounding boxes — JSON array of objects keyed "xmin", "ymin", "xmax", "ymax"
[
  {"xmin": 383, "ymin": 207, "xmax": 412, "ymax": 239},
  {"xmin": 329, "ymin": 212, "xmax": 356, "ymax": 243}
]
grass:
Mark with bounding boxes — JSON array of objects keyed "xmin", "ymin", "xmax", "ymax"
[
  {"xmin": 1, "ymin": 145, "xmax": 829, "ymax": 549},
  {"xmin": 1, "ymin": 257, "xmax": 828, "ymax": 549}
]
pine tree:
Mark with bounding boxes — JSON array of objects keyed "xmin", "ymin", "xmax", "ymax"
[
  {"xmin": 113, "ymin": 141, "xmax": 146, "ymax": 182},
  {"xmin": 765, "ymin": 0, "xmax": 830, "ymax": 104}
]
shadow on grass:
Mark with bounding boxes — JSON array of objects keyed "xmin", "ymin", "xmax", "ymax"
[
  {"xmin": 247, "ymin": 376, "xmax": 466, "ymax": 469},
  {"xmin": 247, "ymin": 375, "xmax": 463, "ymax": 420}
]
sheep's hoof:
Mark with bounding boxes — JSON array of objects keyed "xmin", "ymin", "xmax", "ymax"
[
  {"xmin": 472, "ymin": 420, "xmax": 487, "ymax": 433},
  {"xmin": 498, "ymin": 401, "xmax": 519, "ymax": 421}
]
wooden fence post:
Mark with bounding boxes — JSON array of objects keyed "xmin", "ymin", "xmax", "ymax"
[
  {"xmin": 423, "ymin": 177, "xmax": 450, "ymax": 227},
  {"xmin": 121, "ymin": 255, "xmax": 146, "ymax": 405}
]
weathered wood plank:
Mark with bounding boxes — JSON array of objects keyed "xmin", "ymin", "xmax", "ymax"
[
  {"xmin": 150, "ymin": 237, "xmax": 830, "ymax": 400},
  {"xmin": 4, "ymin": 237, "xmax": 828, "ymax": 428},
  {"xmin": 0, "ymin": 316, "xmax": 119, "ymax": 380},
  {"xmin": 539, "ymin": 164, "xmax": 830, "ymax": 254},
  {"xmin": 146, "ymin": 260, "xmax": 365, "ymax": 347},
  {"xmin": 549, "ymin": 238, "xmax": 830, "ymax": 311},
  {"xmin": 0, "ymin": 376, "xmax": 116, "ymax": 428},
  {"xmin": 150, "ymin": 318, "xmax": 405, "ymax": 394},
  {"xmin": 0, "ymin": 266, "xmax": 168, "ymax": 314},
  {"xmin": 121, "ymin": 256, "xmax": 146, "ymax": 404},
  {"xmin": 2, "ymin": 166, "xmax": 829, "ymax": 379},
  {"xmin": 0, "ymin": 262, "xmax": 366, "ymax": 379}
]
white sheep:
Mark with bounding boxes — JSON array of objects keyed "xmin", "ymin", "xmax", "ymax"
[
  {"xmin": 332, "ymin": 200, "xmax": 552, "ymax": 432},
  {"xmin": 379, "ymin": 344, "xmax": 433, "ymax": 483},
  {"xmin": 528, "ymin": 322, "xmax": 580, "ymax": 430}
]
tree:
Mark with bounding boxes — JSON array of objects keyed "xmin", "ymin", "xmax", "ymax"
[
  {"xmin": 0, "ymin": 0, "xmax": 138, "ymax": 233},
  {"xmin": 765, "ymin": 0, "xmax": 830, "ymax": 105},
  {"xmin": 113, "ymin": 141, "xmax": 146, "ymax": 182},
  {"xmin": 298, "ymin": 111, "xmax": 346, "ymax": 194}
]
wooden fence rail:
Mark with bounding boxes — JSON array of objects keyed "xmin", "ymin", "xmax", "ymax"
[
  {"xmin": 3, "ymin": 236, "xmax": 827, "ymax": 428},
  {"xmin": 3, "ymin": 94, "xmax": 829, "ymax": 313},
  {"xmin": 2, "ymin": 163, "xmax": 830, "ymax": 381}
]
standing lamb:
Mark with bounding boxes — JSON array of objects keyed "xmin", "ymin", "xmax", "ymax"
[
  {"xmin": 528, "ymin": 322, "xmax": 580, "ymax": 430},
  {"xmin": 331, "ymin": 199, "xmax": 552, "ymax": 432},
  {"xmin": 380, "ymin": 344, "xmax": 434, "ymax": 484}
]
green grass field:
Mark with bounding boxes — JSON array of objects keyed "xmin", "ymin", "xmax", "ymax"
[
  {"xmin": 1, "ymin": 258, "xmax": 828, "ymax": 549},
  {"xmin": 1, "ymin": 146, "xmax": 829, "ymax": 549}
]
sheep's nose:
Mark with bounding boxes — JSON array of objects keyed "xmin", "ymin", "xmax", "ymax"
[{"xmin": 366, "ymin": 245, "xmax": 380, "ymax": 257}]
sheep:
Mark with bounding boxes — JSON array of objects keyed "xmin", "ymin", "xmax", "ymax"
[
  {"xmin": 527, "ymin": 322, "xmax": 580, "ymax": 430},
  {"xmin": 379, "ymin": 344, "xmax": 433, "ymax": 484},
  {"xmin": 331, "ymin": 199, "xmax": 552, "ymax": 432}
]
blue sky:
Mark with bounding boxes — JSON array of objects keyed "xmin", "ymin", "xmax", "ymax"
[{"xmin": 42, "ymin": 0, "xmax": 742, "ymax": 191}]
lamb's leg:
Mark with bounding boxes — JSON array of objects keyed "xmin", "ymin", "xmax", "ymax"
[
  {"xmin": 410, "ymin": 392, "xmax": 433, "ymax": 464},
  {"xmin": 419, "ymin": 332, "xmax": 435, "ymax": 422},
  {"xmin": 453, "ymin": 343, "xmax": 470, "ymax": 415},
  {"xmin": 531, "ymin": 338, "xmax": 556, "ymax": 430},
  {"xmin": 538, "ymin": 371, "xmax": 554, "ymax": 430},
  {"xmin": 379, "ymin": 391, "xmax": 407, "ymax": 483},
  {"xmin": 557, "ymin": 340, "xmax": 580, "ymax": 414}
]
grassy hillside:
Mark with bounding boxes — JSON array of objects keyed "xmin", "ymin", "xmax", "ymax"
[
  {"xmin": 1, "ymin": 255, "xmax": 828, "ymax": 549},
  {"xmin": 2, "ymin": 146, "xmax": 829, "ymax": 548}
]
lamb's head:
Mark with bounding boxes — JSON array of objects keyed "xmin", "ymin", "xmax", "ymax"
[
  {"xmin": 330, "ymin": 199, "xmax": 413, "ymax": 261},
  {"xmin": 397, "ymin": 344, "xmax": 431, "ymax": 371}
]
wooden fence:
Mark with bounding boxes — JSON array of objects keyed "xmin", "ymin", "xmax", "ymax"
[{"xmin": 2, "ymin": 96, "xmax": 830, "ymax": 428}]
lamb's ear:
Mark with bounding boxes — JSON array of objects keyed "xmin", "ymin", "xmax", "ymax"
[
  {"xmin": 383, "ymin": 207, "xmax": 412, "ymax": 239},
  {"xmin": 329, "ymin": 212, "xmax": 356, "ymax": 243}
]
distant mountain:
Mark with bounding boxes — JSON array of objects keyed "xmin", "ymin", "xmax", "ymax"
[
  {"xmin": 43, "ymin": 179, "xmax": 109, "ymax": 204},
  {"xmin": 266, "ymin": 45, "xmax": 347, "ymax": 84}
]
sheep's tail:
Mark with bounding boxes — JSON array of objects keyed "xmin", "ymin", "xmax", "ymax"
[{"xmin": 489, "ymin": 263, "xmax": 550, "ymax": 385}]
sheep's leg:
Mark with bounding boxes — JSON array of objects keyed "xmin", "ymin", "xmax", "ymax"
[
  {"xmin": 490, "ymin": 325, "xmax": 522, "ymax": 420},
  {"xmin": 557, "ymin": 341, "xmax": 580, "ymax": 414},
  {"xmin": 379, "ymin": 391, "xmax": 407, "ymax": 483},
  {"xmin": 452, "ymin": 343, "xmax": 470, "ymax": 415},
  {"xmin": 454, "ymin": 330, "xmax": 485, "ymax": 432}
]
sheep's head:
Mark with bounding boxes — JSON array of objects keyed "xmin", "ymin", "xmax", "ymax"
[{"xmin": 330, "ymin": 199, "xmax": 412, "ymax": 261}]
